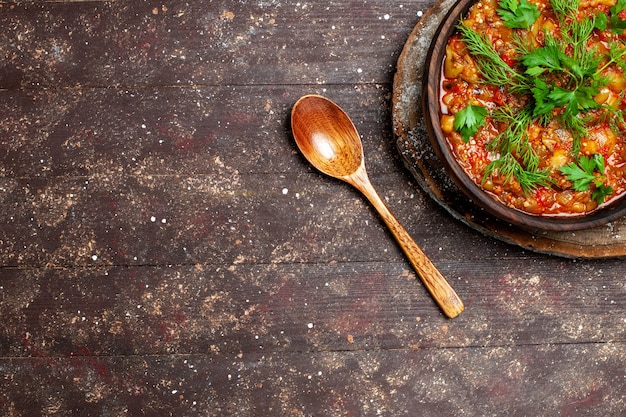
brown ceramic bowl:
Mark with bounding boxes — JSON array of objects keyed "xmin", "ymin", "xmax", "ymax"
[{"xmin": 422, "ymin": 0, "xmax": 626, "ymax": 231}]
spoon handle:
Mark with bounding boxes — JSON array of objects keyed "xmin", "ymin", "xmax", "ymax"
[{"xmin": 349, "ymin": 169, "xmax": 465, "ymax": 318}]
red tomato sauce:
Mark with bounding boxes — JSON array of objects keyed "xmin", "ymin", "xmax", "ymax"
[{"xmin": 440, "ymin": 0, "xmax": 626, "ymax": 216}]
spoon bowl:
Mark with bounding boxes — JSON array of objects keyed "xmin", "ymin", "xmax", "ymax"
[
  {"xmin": 291, "ymin": 94, "xmax": 464, "ymax": 318},
  {"xmin": 291, "ymin": 95, "xmax": 363, "ymax": 178}
]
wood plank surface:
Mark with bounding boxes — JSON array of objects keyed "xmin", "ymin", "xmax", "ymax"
[
  {"xmin": 0, "ymin": 85, "xmax": 398, "ymax": 178},
  {"xmin": 2, "ymin": 344, "xmax": 624, "ymax": 416},
  {"xmin": 2, "ymin": 260, "xmax": 625, "ymax": 356},
  {"xmin": 1, "ymin": 0, "xmax": 625, "ymax": 416},
  {"xmin": 0, "ymin": 0, "xmax": 422, "ymax": 88}
]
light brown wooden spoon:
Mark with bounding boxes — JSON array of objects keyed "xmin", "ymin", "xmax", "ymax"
[{"xmin": 291, "ymin": 94, "xmax": 464, "ymax": 318}]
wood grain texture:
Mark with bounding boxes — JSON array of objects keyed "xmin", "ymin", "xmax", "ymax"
[
  {"xmin": 0, "ymin": 0, "xmax": 422, "ymax": 88},
  {"xmin": 1, "ymin": 0, "xmax": 625, "ymax": 415},
  {"xmin": 1, "ymin": 344, "xmax": 624, "ymax": 416},
  {"xmin": 2, "ymin": 260, "xmax": 625, "ymax": 357}
]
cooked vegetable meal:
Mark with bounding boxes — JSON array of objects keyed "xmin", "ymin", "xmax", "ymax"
[{"xmin": 440, "ymin": 0, "xmax": 626, "ymax": 215}]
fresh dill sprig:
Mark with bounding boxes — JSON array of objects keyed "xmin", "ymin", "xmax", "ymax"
[
  {"xmin": 457, "ymin": 24, "xmax": 530, "ymax": 93},
  {"xmin": 564, "ymin": 17, "xmax": 603, "ymax": 81},
  {"xmin": 488, "ymin": 106, "xmax": 535, "ymax": 161},
  {"xmin": 600, "ymin": 40, "xmax": 626, "ymax": 74},
  {"xmin": 484, "ymin": 153, "xmax": 552, "ymax": 194},
  {"xmin": 484, "ymin": 106, "xmax": 552, "ymax": 192},
  {"xmin": 550, "ymin": 0, "xmax": 579, "ymax": 21}
]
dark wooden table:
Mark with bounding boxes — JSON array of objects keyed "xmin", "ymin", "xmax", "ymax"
[{"xmin": 1, "ymin": 1, "xmax": 624, "ymax": 415}]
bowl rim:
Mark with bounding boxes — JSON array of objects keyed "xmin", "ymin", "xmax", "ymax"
[{"xmin": 421, "ymin": 0, "xmax": 626, "ymax": 231}]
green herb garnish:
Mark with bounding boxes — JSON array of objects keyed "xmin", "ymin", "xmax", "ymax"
[
  {"xmin": 454, "ymin": 104, "xmax": 488, "ymax": 143},
  {"xmin": 550, "ymin": 0, "xmax": 579, "ymax": 19},
  {"xmin": 594, "ymin": 0, "xmax": 626, "ymax": 33},
  {"xmin": 521, "ymin": 43, "xmax": 568, "ymax": 77},
  {"xmin": 485, "ymin": 153, "xmax": 552, "ymax": 194},
  {"xmin": 452, "ymin": 0, "xmax": 626, "ymax": 194},
  {"xmin": 559, "ymin": 154, "xmax": 614, "ymax": 204},
  {"xmin": 549, "ymin": 85, "xmax": 600, "ymax": 116},
  {"xmin": 610, "ymin": 0, "xmax": 626, "ymax": 33},
  {"xmin": 497, "ymin": 0, "xmax": 541, "ymax": 29},
  {"xmin": 485, "ymin": 106, "xmax": 552, "ymax": 193},
  {"xmin": 457, "ymin": 24, "xmax": 529, "ymax": 92}
]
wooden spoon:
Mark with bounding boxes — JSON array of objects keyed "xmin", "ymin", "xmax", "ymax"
[{"xmin": 291, "ymin": 94, "xmax": 464, "ymax": 318}]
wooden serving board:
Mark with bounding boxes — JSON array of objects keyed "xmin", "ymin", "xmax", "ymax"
[{"xmin": 392, "ymin": 0, "xmax": 626, "ymax": 259}]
